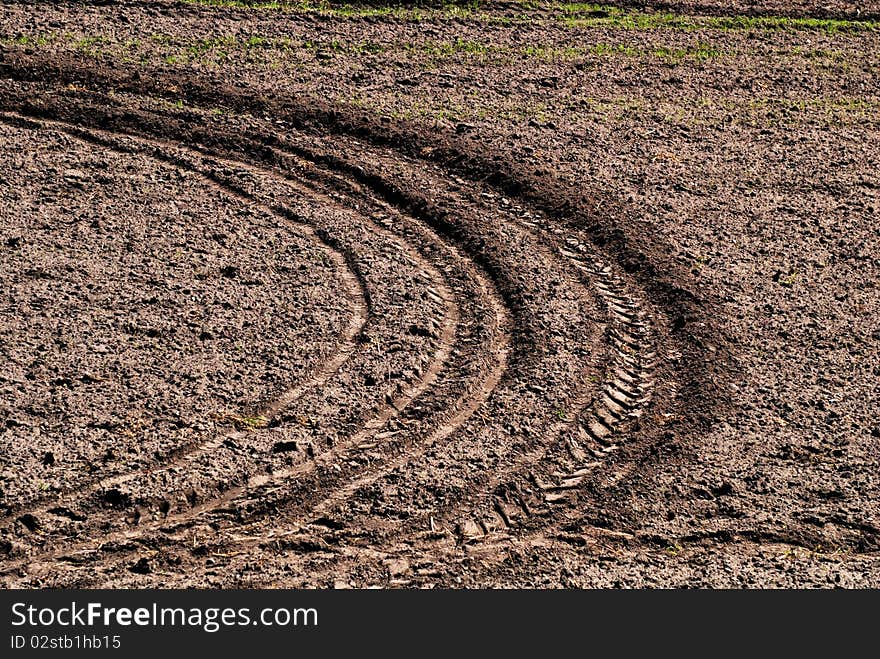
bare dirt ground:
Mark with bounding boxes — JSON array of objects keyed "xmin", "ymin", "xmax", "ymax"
[{"xmin": 0, "ymin": 0, "xmax": 878, "ymax": 588}]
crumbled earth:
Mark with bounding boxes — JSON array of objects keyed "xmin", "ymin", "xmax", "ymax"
[{"xmin": 0, "ymin": 0, "xmax": 878, "ymax": 587}]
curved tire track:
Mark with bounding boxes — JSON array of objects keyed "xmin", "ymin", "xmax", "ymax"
[
  {"xmin": 0, "ymin": 104, "xmax": 513, "ymax": 580},
  {"xmin": 0, "ymin": 110, "xmax": 370, "ymax": 521},
  {"xmin": 0, "ymin": 75, "xmax": 697, "ymax": 586}
]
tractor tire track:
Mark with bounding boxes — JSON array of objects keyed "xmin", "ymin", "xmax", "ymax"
[
  {"xmin": 0, "ymin": 102, "xmax": 514, "ymax": 580},
  {"xmin": 0, "ymin": 110, "xmax": 370, "ymax": 520},
  {"xmin": 0, "ymin": 72, "xmax": 703, "ymax": 587}
]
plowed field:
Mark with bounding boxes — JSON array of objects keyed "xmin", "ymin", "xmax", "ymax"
[{"xmin": 1, "ymin": 0, "xmax": 878, "ymax": 587}]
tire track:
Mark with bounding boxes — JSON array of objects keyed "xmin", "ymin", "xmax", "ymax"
[
  {"xmin": 251, "ymin": 137, "xmax": 662, "ymax": 545},
  {"xmin": 0, "ymin": 83, "xmax": 677, "ymax": 587},
  {"xmin": 199, "ymin": 141, "xmax": 670, "ymax": 588},
  {"xmin": 98, "ymin": 134, "xmax": 628, "ymax": 573},
  {"xmin": 194, "ymin": 179, "xmax": 513, "ymax": 540},
  {"xmin": 454, "ymin": 211, "xmax": 660, "ymax": 536},
  {"xmin": 0, "ymin": 107, "xmax": 513, "ymax": 580},
  {"xmin": 0, "ymin": 111, "xmax": 368, "ymax": 520},
  {"xmin": 0, "ymin": 117, "xmax": 454, "ymax": 539}
]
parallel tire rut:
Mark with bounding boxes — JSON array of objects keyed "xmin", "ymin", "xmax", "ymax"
[{"xmin": 0, "ymin": 77, "xmax": 692, "ymax": 587}]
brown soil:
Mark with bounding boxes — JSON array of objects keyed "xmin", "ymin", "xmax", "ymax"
[{"xmin": 0, "ymin": 0, "xmax": 878, "ymax": 588}]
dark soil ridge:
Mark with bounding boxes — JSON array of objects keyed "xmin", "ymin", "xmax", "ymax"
[
  {"xmin": 0, "ymin": 55, "xmax": 724, "ymax": 497},
  {"xmin": 0, "ymin": 108, "xmax": 604, "ymax": 578},
  {"xmin": 0, "ymin": 57, "xmax": 741, "ymax": 581},
  {"xmin": 0, "ymin": 102, "xmax": 610, "ymax": 574}
]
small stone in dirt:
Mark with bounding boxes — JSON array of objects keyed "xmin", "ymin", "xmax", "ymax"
[
  {"xmin": 272, "ymin": 440, "xmax": 298, "ymax": 453},
  {"xmin": 312, "ymin": 516, "xmax": 345, "ymax": 530},
  {"xmin": 63, "ymin": 168, "xmax": 87, "ymax": 180},
  {"xmin": 455, "ymin": 519, "xmax": 482, "ymax": 539},
  {"xmin": 17, "ymin": 514, "xmax": 40, "ymax": 532},
  {"xmin": 42, "ymin": 451, "xmax": 55, "ymax": 466},
  {"xmin": 62, "ymin": 170, "xmax": 88, "ymax": 190},
  {"xmin": 384, "ymin": 558, "xmax": 410, "ymax": 577},
  {"xmin": 129, "ymin": 557, "xmax": 152, "ymax": 575}
]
